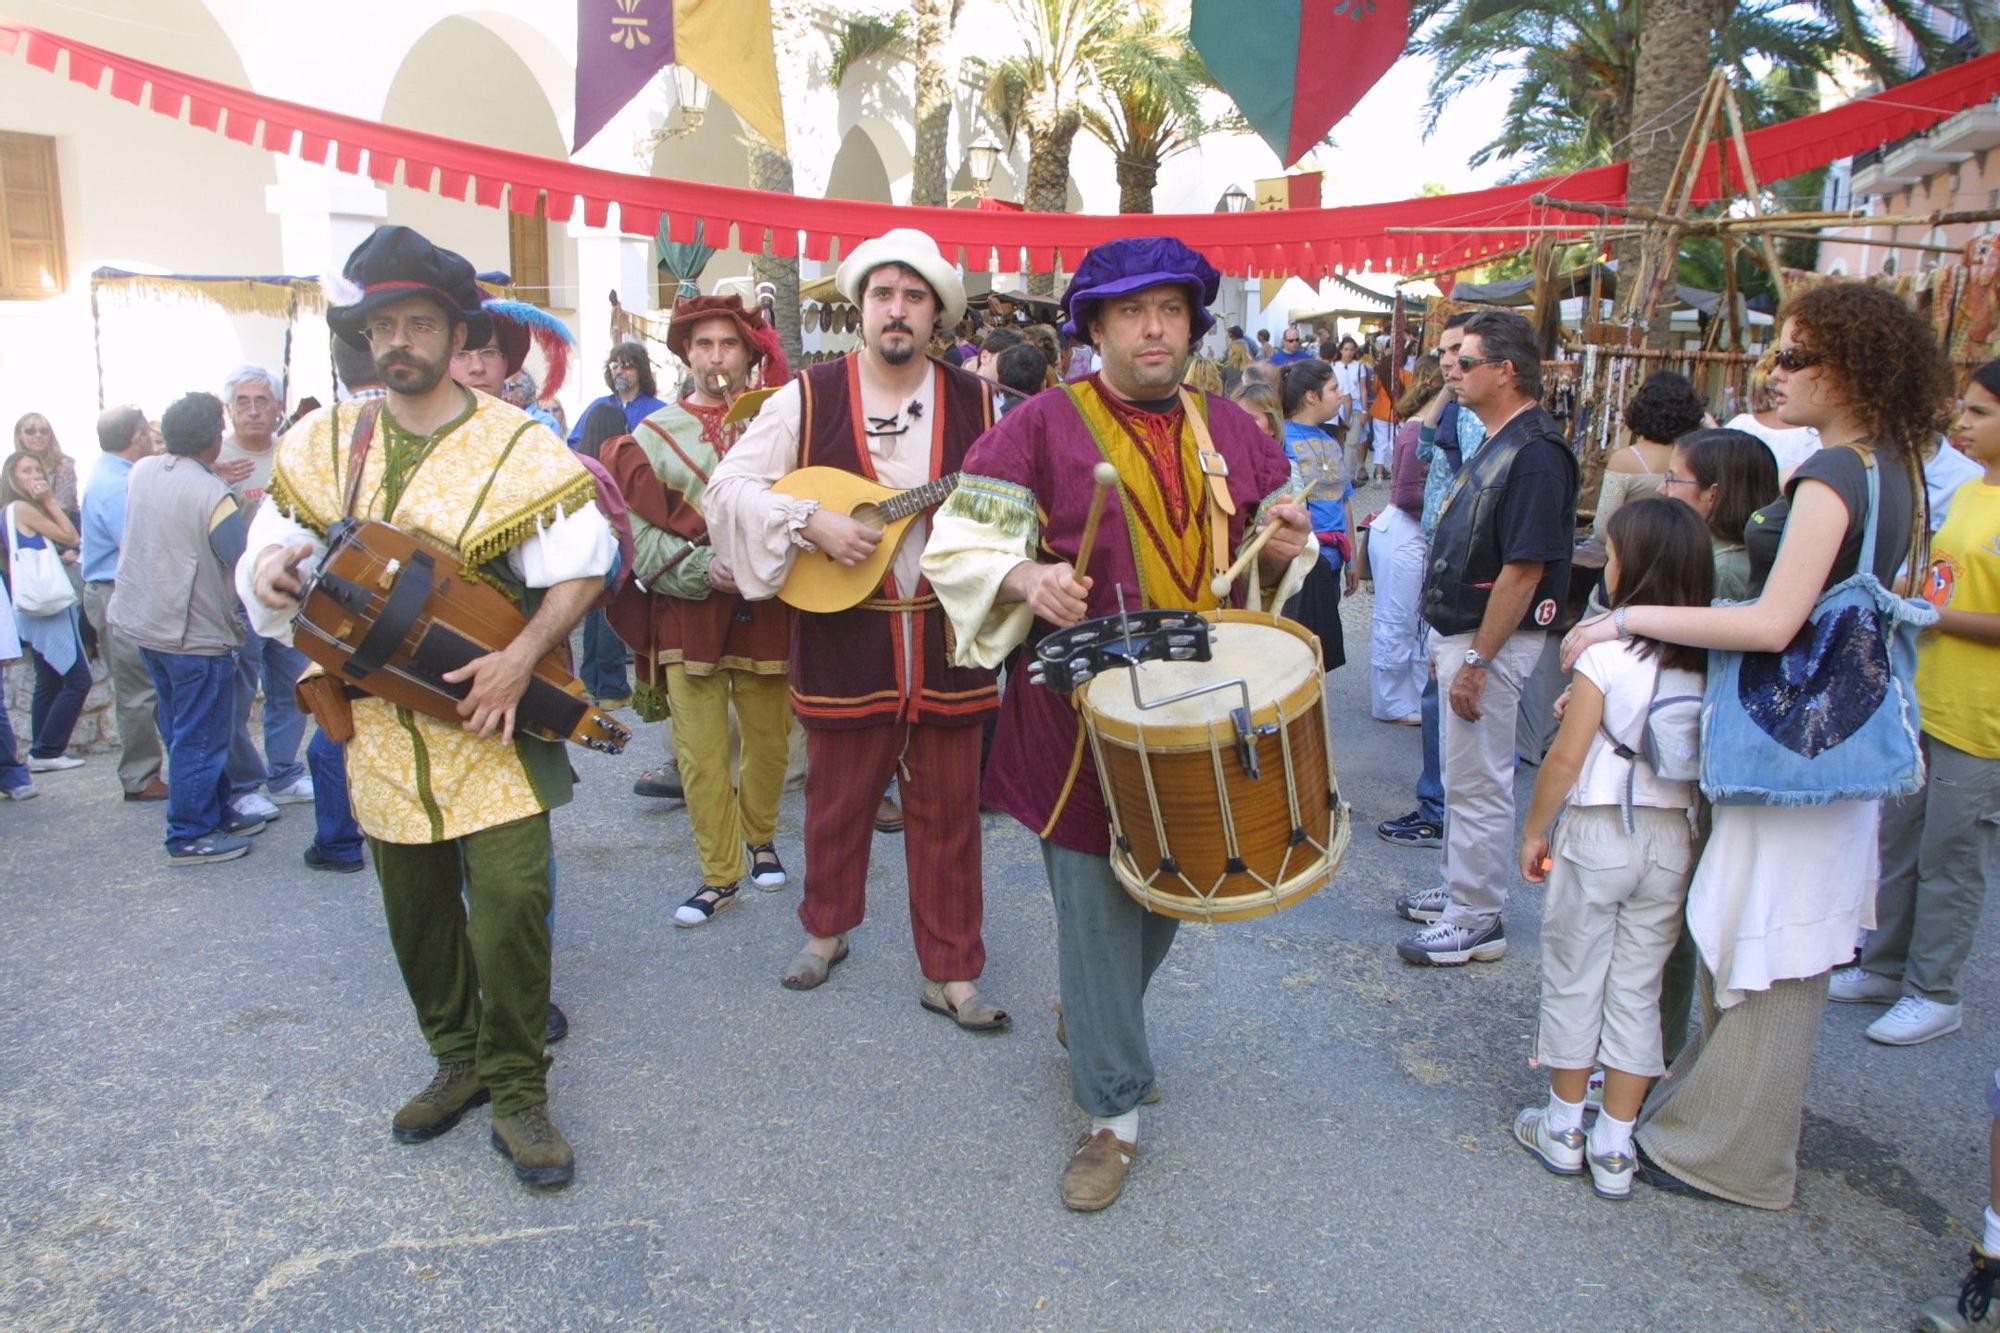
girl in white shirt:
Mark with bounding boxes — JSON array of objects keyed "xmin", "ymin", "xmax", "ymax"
[{"xmin": 1511, "ymin": 497, "xmax": 1714, "ymax": 1200}]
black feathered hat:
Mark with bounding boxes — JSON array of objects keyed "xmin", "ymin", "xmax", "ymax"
[{"xmin": 326, "ymin": 225, "xmax": 491, "ymax": 353}]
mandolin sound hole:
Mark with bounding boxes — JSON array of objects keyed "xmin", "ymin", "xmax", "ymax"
[{"xmin": 849, "ymin": 503, "xmax": 887, "ymax": 533}]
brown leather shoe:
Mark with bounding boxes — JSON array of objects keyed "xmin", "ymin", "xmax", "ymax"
[
  {"xmin": 1060, "ymin": 1129, "xmax": 1137, "ymax": 1212},
  {"xmin": 392, "ymin": 1059, "xmax": 489, "ymax": 1143},
  {"xmin": 123, "ymin": 777, "xmax": 170, "ymax": 802},
  {"xmin": 875, "ymin": 794, "xmax": 903, "ymax": 834}
]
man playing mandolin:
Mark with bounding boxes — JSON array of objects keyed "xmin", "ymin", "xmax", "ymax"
[
  {"xmin": 704, "ymin": 227, "xmax": 1007, "ymax": 1029},
  {"xmin": 238, "ymin": 226, "xmax": 614, "ymax": 1191},
  {"xmin": 923, "ymin": 236, "xmax": 1314, "ymax": 1212}
]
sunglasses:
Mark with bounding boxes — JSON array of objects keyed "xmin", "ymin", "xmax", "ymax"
[
  {"xmin": 1772, "ymin": 347, "xmax": 1822, "ymax": 372},
  {"xmin": 1454, "ymin": 355, "xmax": 1507, "ymax": 372},
  {"xmin": 20, "ymin": 424, "xmax": 50, "ymax": 435}
]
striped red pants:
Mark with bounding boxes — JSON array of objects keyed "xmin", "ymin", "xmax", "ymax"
[{"xmin": 800, "ymin": 720, "xmax": 986, "ymax": 981}]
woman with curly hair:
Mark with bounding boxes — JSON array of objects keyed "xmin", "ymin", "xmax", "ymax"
[
  {"xmin": 12, "ymin": 414, "xmax": 78, "ymax": 521},
  {"xmin": 1562, "ymin": 281, "xmax": 1945, "ymax": 1209},
  {"xmin": 1593, "ymin": 371, "xmax": 1709, "ymax": 542}
]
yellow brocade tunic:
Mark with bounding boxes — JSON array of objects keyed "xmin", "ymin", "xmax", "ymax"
[{"xmin": 268, "ymin": 392, "xmax": 600, "ymax": 844}]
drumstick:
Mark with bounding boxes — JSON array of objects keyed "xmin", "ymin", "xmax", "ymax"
[
  {"xmin": 1072, "ymin": 462, "xmax": 1120, "ymax": 584},
  {"xmin": 1209, "ymin": 501, "xmax": 1295, "ymax": 601}
]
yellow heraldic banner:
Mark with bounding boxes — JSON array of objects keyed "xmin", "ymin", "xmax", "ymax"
[{"xmin": 673, "ymin": 0, "xmax": 786, "ymax": 152}]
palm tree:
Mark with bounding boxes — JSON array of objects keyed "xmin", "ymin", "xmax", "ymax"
[
  {"xmin": 750, "ymin": 0, "xmax": 816, "ymax": 364},
  {"xmin": 1079, "ymin": 10, "xmax": 1211, "ymax": 214},
  {"xmin": 1414, "ymin": 0, "xmax": 1962, "ymax": 182},
  {"xmin": 989, "ymin": 0, "xmax": 1127, "ymax": 293},
  {"xmin": 909, "ymin": 0, "xmax": 964, "ymax": 207}
]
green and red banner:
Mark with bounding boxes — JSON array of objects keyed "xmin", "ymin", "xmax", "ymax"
[{"xmin": 1193, "ymin": 0, "xmax": 1411, "ymax": 167}]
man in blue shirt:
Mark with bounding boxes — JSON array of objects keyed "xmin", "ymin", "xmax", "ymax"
[
  {"xmin": 1268, "ymin": 328, "xmax": 1313, "ymax": 366},
  {"xmin": 80, "ymin": 405, "xmax": 165, "ymax": 801},
  {"xmin": 567, "ymin": 341, "xmax": 666, "ymax": 445}
]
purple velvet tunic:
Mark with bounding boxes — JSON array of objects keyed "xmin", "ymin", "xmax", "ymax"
[{"xmin": 964, "ymin": 384, "xmax": 1296, "ymax": 854}]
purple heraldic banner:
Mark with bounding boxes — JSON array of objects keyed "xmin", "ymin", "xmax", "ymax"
[{"xmin": 573, "ymin": 0, "xmax": 677, "ymax": 152}]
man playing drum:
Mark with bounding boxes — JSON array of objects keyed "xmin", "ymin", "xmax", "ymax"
[{"xmin": 924, "ymin": 236, "xmax": 1314, "ymax": 1211}]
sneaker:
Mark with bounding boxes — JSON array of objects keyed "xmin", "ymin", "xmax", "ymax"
[
  {"xmin": 232, "ymin": 791, "xmax": 281, "ymax": 822},
  {"xmin": 1918, "ymin": 1249, "xmax": 2000, "ymax": 1332},
  {"xmin": 1394, "ymin": 885, "xmax": 1449, "ymax": 923},
  {"xmin": 1377, "ymin": 810, "xmax": 1443, "ymax": 849},
  {"xmin": 167, "ymin": 832, "xmax": 252, "ymax": 866},
  {"xmin": 1511, "ymin": 1106, "xmax": 1584, "ymax": 1175},
  {"xmin": 392, "ymin": 1059, "xmax": 488, "ymax": 1143},
  {"xmin": 1829, "ymin": 965, "xmax": 1901, "ymax": 1005},
  {"xmin": 269, "ymin": 775, "xmax": 315, "ymax": 805},
  {"xmin": 26, "ymin": 754, "xmax": 83, "ymax": 772},
  {"xmin": 490, "ymin": 1104, "xmax": 574, "ymax": 1189},
  {"xmin": 1866, "ymin": 995, "xmax": 1963, "ymax": 1046},
  {"xmin": 674, "ymin": 882, "xmax": 740, "ymax": 928},
  {"xmin": 1397, "ymin": 918, "xmax": 1507, "ymax": 966},
  {"xmin": 222, "ymin": 809, "xmax": 267, "ymax": 837},
  {"xmin": 748, "ymin": 842, "xmax": 788, "ymax": 890},
  {"xmin": 303, "ymin": 844, "xmax": 365, "ymax": 873},
  {"xmin": 1587, "ymin": 1144, "xmax": 1638, "ymax": 1200},
  {"xmin": 633, "ymin": 763, "xmax": 683, "ymax": 800},
  {"xmin": 1, "ymin": 783, "xmax": 38, "ymax": 801}
]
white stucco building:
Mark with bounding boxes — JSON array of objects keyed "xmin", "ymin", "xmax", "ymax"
[{"xmin": 0, "ymin": 0, "xmax": 1309, "ymax": 476}]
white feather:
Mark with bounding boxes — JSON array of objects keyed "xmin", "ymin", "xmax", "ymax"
[{"xmin": 320, "ymin": 273, "xmax": 364, "ymax": 307}]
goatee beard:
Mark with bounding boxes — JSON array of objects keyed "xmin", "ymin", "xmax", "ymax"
[{"xmin": 878, "ymin": 341, "xmax": 916, "ymax": 366}]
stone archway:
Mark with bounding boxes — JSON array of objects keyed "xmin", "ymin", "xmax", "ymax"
[{"xmin": 825, "ymin": 126, "xmax": 895, "ymax": 203}]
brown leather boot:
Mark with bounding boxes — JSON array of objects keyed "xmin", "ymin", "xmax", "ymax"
[
  {"xmin": 490, "ymin": 1104, "xmax": 574, "ymax": 1189},
  {"xmin": 391, "ymin": 1060, "xmax": 488, "ymax": 1144},
  {"xmin": 1060, "ymin": 1129, "xmax": 1137, "ymax": 1212}
]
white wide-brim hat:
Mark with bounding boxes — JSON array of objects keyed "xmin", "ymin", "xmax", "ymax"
[{"xmin": 834, "ymin": 228, "xmax": 967, "ymax": 331}]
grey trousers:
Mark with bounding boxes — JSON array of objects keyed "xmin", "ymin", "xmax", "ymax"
[
  {"xmin": 1861, "ymin": 732, "xmax": 2000, "ymax": 1006},
  {"xmin": 1043, "ymin": 841, "xmax": 1178, "ymax": 1117},
  {"xmin": 82, "ymin": 580, "xmax": 162, "ymax": 793},
  {"xmin": 1431, "ymin": 629, "xmax": 1546, "ymax": 930}
]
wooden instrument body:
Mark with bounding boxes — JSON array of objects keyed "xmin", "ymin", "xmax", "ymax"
[
  {"xmin": 293, "ymin": 520, "xmax": 631, "ymax": 754},
  {"xmin": 771, "ymin": 465, "xmax": 948, "ymax": 614},
  {"xmin": 1080, "ymin": 611, "xmax": 1350, "ymax": 922}
]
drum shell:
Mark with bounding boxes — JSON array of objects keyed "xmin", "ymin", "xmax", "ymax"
[{"xmin": 1081, "ymin": 611, "xmax": 1346, "ymax": 922}]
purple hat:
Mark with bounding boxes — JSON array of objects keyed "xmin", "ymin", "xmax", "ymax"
[{"xmin": 1060, "ymin": 237, "xmax": 1221, "ymax": 347}]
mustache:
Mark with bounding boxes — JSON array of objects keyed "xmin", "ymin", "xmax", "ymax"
[{"xmin": 881, "ymin": 321, "xmax": 913, "ymax": 335}]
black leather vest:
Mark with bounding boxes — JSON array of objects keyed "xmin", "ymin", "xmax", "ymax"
[{"xmin": 1421, "ymin": 405, "xmax": 1577, "ymax": 637}]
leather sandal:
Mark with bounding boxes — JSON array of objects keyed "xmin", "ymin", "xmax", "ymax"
[
  {"xmin": 781, "ymin": 937, "xmax": 849, "ymax": 990},
  {"xmin": 673, "ymin": 883, "xmax": 739, "ymax": 928},
  {"xmin": 921, "ymin": 980, "xmax": 1010, "ymax": 1032}
]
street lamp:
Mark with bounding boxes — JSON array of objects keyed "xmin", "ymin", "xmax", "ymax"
[
  {"xmin": 1220, "ymin": 185, "xmax": 1251, "ymax": 214},
  {"xmin": 671, "ymin": 65, "xmax": 710, "ymax": 134},
  {"xmin": 968, "ymin": 140, "xmax": 1001, "ymax": 198}
]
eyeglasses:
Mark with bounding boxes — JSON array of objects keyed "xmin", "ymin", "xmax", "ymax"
[
  {"xmin": 1659, "ymin": 471, "xmax": 1694, "ymax": 490},
  {"xmin": 1772, "ymin": 346, "xmax": 1822, "ymax": 372},
  {"xmin": 19, "ymin": 424, "xmax": 50, "ymax": 435},
  {"xmin": 1454, "ymin": 355, "xmax": 1507, "ymax": 372}
]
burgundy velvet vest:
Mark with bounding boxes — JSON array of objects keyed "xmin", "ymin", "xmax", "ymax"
[{"xmin": 791, "ymin": 354, "xmax": 998, "ymax": 729}]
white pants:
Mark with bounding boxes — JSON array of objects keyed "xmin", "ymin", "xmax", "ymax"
[
  {"xmin": 1369, "ymin": 418, "xmax": 1394, "ymax": 467},
  {"xmin": 1367, "ymin": 509, "xmax": 1428, "ymax": 721}
]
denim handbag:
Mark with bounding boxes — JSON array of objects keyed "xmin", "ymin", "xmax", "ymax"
[{"xmin": 1699, "ymin": 451, "xmax": 1937, "ymax": 806}]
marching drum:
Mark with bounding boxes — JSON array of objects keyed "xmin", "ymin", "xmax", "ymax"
[{"xmin": 1054, "ymin": 609, "xmax": 1350, "ymax": 923}]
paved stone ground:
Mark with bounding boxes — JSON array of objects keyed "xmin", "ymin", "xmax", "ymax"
[{"xmin": 2, "ymin": 583, "xmax": 1992, "ymax": 1330}]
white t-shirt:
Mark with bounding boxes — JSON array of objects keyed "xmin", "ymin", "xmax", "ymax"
[
  {"xmin": 216, "ymin": 435, "xmax": 277, "ymax": 511},
  {"xmin": 1571, "ymin": 640, "xmax": 1704, "ymax": 815},
  {"xmin": 1328, "ymin": 360, "xmax": 1365, "ymax": 423},
  {"xmin": 1724, "ymin": 412, "xmax": 1819, "ymax": 478}
]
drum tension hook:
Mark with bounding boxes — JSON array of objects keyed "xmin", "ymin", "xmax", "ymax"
[{"xmin": 1229, "ymin": 705, "xmax": 1278, "ymax": 780}]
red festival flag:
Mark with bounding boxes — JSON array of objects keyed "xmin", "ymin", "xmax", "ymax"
[
  {"xmin": 573, "ymin": 0, "xmax": 675, "ymax": 152},
  {"xmin": 1192, "ymin": 0, "xmax": 1411, "ymax": 168}
]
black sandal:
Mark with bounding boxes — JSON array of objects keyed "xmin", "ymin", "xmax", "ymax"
[
  {"xmin": 673, "ymin": 882, "xmax": 739, "ymax": 928},
  {"xmin": 748, "ymin": 842, "xmax": 788, "ymax": 891}
]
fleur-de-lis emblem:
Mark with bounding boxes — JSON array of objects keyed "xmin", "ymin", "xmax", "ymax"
[
  {"xmin": 611, "ymin": 0, "xmax": 650, "ymax": 50},
  {"xmin": 1333, "ymin": 0, "xmax": 1376, "ymax": 18}
]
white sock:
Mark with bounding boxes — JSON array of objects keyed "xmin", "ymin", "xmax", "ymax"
[
  {"xmin": 1544, "ymin": 1091, "xmax": 1585, "ymax": 1136},
  {"xmin": 1090, "ymin": 1109, "xmax": 1139, "ymax": 1145},
  {"xmin": 1982, "ymin": 1205, "xmax": 2000, "ymax": 1256},
  {"xmin": 1590, "ymin": 1110, "xmax": 1636, "ymax": 1158}
]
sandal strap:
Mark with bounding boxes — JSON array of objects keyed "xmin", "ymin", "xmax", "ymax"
[{"xmin": 680, "ymin": 883, "xmax": 739, "ymax": 916}]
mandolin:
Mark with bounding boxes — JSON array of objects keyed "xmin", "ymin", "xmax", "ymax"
[{"xmin": 771, "ymin": 465, "xmax": 961, "ymax": 614}]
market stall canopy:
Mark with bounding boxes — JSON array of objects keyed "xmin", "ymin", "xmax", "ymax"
[
  {"xmin": 1450, "ymin": 264, "xmax": 1619, "ymax": 307},
  {"xmin": 10, "ymin": 19, "xmax": 2000, "ymax": 279}
]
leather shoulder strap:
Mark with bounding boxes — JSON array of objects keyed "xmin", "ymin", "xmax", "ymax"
[{"xmin": 342, "ymin": 401, "xmax": 383, "ymax": 519}]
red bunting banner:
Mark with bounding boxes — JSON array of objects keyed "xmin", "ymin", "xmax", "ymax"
[{"xmin": 6, "ymin": 18, "xmax": 2000, "ymax": 279}]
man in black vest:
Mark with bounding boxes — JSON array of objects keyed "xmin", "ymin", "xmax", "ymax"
[{"xmin": 1396, "ymin": 310, "xmax": 1577, "ymax": 966}]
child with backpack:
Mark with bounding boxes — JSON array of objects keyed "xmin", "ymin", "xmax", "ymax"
[{"xmin": 1512, "ymin": 497, "xmax": 1715, "ymax": 1199}]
